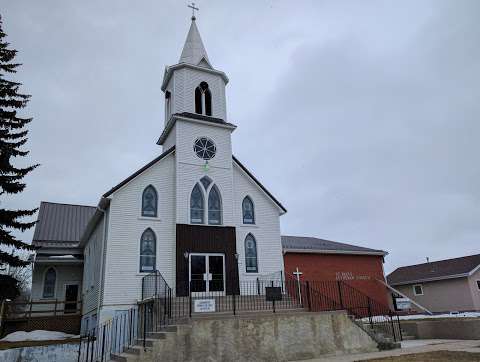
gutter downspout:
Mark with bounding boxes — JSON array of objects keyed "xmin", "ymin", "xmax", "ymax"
[
  {"xmin": 95, "ymin": 201, "xmax": 108, "ymax": 323},
  {"xmin": 378, "ymin": 279, "xmax": 433, "ymax": 315}
]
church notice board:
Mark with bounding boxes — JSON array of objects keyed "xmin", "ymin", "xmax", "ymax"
[
  {"xmin": 265, "ymin": 287, "xmax": 282, "ymax": 301},
  {"xmin": 194, "ymin": 299, "xmax": 216, "ymax": 313}
]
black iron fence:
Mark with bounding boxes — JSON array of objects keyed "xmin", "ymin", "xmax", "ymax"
[
  {"xmin": 295, "ymin": 278, "xmax": 403, "ymax": 342},
  {"xmin": 77, "ymin": 308, "xmax": 139, "ymax": 362},
  {"xmin": 78, "ymin": 271, "xmax": 402, "ymax": 360}
]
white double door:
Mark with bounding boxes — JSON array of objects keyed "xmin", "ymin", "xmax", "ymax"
[{"xmin": 189, "ymin": 253, "xmax": 225, "ymax": 296}]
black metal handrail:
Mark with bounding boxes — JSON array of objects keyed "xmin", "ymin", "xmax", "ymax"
[
  {"xmin": 77, "ymin": 307, "xmax": 139, "ymax": 362},
  {"xmin": 297, "ymin": 278, "xmax": 402, "ymax": 342},
  {"xmin": 78, "ymin": 273, "xmax": 402, "ymax": 361}
]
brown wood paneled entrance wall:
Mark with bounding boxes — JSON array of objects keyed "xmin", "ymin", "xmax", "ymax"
[{"xmin": 176, "ymin": 224, "xmax": 239, "ymax": 296}]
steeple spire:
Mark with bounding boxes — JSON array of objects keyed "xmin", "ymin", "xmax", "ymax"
[{"xmin": 179, "ymin": 12, "xmax": 212, "ymax": 68}]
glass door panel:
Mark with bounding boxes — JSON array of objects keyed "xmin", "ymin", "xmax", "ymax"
[
  {"xmin": 208, "ymin": 255, "xmax": 224, "ymax": 292},
  {"xmin": 190, "ymin": 255, "xmax": 206, "ymax": 292}
]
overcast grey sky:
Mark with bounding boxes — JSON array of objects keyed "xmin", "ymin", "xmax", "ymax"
[{"xmin": 2, "ymin": 0, "xmax": 479, "ymax": 273}]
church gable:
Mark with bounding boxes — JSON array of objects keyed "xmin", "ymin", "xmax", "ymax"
[
  {"xmin": 232, "ymin": 156, "xmax": 287, "ymax": 215},
  {"xmin": 103, "ymin": 146, "xmax": 175, "ymax": 198}
]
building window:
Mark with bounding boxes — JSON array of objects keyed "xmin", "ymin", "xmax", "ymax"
[
  {"xmin": 200, "ymin": 175, "xmax": 212, "ymax": 190},
  {"xmin": 195, "ymin": 81, "xmax": 212, "ymax": 116},
  {"xmin": 190, "ymin": 183, "xmax": 204, "ymax": 224},
  {"xmin": 208, "ymin": 185, "xmax": 222, "ymax": 225},
  {"xmin": 477, "ymin": 280, "xmax": 480, "ymax": 290},
  {"xmin": 140, "ymin": 228, "xmax": 156, "ymax": 273},
  {"xmin": 142, "ymin": 185, "xmax": 158, "ymax": 217},
  {"xmin": 242, "ymin": 196, "xmax": 255, "ymax": 224},
  {"xmin": 165, "ymin": 91, "xmax": 172, "ymax": 120},
  {"xmin": 43, "ymin": 267, "xmax": 56, "ymax": 298},
  {"xmin": 413, "ymin": 284, "xmax": 423, "ymax": 296},
  {"xmin": 245, "ymin": 234, "xmax": 258, "ymax": 273}
]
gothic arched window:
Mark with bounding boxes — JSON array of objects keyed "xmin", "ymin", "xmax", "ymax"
[
  {"xmin": 190, "ymin": 183, "xmax": 204, "ymax": 224},
  {"xmin": 244, "ymin": 234, "xmax": 258, "ymax": 273},
  {"xmin": 165, "ymin": 91, "xmax": 172, "ymax": 120},
  {"xmin": 140, "ymin": 228, "xmax": 156, "ymax": 272},
  {"xmin": 43, "ymin": 267, "xmax": 56, "ymax": 298},
  {"xmin": 242, "ymin": 196, "xmax": 255, "ymax": 224},
  {"xmin": 142, "ymin": 185, "xmax": 158, "ymax": 217},
  {"xmin": 208, "ymin": 185, "xmax": 222, "ymax": 225},
  {"xmin": 195, "ymin": 87, "xmax": 202, "ymax": 114},
  {"xmin": 195, "ymin": 81, "xmax": 212, "ymax": 116}
]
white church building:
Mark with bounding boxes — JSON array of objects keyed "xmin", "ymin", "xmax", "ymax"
[{"xmin": 30, "ymin": 16, "xmax": 287, "ymax": 329}]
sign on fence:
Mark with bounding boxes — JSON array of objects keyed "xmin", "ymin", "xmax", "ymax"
[
  {"xmin": 265, "ymin": 287, "xmax": 282, "ymax": 301},
  {"xmin": 194, "ymin": 299, "xmax": 216, "ymax": 313},
  {"xmin": 395, "ymin": 297, "xmax": 411, "ymax": 310}
]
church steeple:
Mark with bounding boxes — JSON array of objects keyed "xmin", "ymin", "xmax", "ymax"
[
  {"xmin": 179, "ymin": 18, "xmax": 212, "ymax": 69},
  {"xmin": 159, "ymin": 8, "xmax": 230, "ymax": 140}
]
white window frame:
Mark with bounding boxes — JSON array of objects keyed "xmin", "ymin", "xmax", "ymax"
[{"xmin": 413, "ymin": 284, "xmax": 423, "ymax": 296}]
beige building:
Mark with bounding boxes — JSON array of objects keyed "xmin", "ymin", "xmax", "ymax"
[{"xmin": 387, "ymin": 254, "xmax": 480, "ymax": 313}]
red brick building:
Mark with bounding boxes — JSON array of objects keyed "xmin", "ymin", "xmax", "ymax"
[{"xmin": 282, "ymin": 235, "xmax": 389, "ymax": 306}]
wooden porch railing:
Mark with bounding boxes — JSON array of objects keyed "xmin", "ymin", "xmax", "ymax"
[{"xmin": 4, "ymin": 299, "xmax": 82, "ymax": 319}]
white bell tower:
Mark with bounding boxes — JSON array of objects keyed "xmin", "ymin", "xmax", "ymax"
[{"xmin": 157, "ymin": 9, "xmax": 237, "ymax": 226}]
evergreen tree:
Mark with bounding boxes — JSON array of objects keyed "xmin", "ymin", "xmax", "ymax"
[{"xmin": 0, "ymin": 15, "xmax": 38, "ymax": 268}]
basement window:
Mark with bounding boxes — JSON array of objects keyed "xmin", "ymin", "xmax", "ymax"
[{"xmin": 413, "ymin": 284, "xmax": 423, "ymax": 296}]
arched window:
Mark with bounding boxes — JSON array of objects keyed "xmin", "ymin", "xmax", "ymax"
[
  {"xmin": 195, "ymin": 87, "xmax": 202, "ymax": 114},
  {"xmin": 142, "ymin": 185, "xmax": 158, "ymax": 217},
  {"xmin": 195, "ymin": 82, "xmax": 212, "ymax": 116},
  {"xmin": 190, "ymin": 183, "xmax": 204, "ymax": 224},
  {"xmin": 204, "ymin": 88, "xmax": 212, "ymax": 116},
  {"xmin": 165, "ymin": 91, "xmax": 171, "ymax": 120},
  {"xmin": 140, "ymin": 229, "xmax": 156, "ymax": 272},
  {"xmin": 242, "ymin": 196, "xmax": 255, "ymax": 224},
  {"xmin": 208, "ymin": 185, "xmax": 222, "ymax": 225},
  {"xmin": 43, "ymin": 267, "xmax": 56, "ymax": 298},
  {"xmin": 244, "ymin": 234, "xmax": 258, "ymax": 273}
]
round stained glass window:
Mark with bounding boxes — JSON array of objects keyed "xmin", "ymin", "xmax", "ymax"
[{"xmin": 193, "ymin": 137, "xmax": 216, "ymax": 160}]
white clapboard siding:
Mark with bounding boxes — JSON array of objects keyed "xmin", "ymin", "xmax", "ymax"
[
  {"xmin": 232, "ymin": 163, "xmax": 284, "ymax": 282},
  {"xmin": 82, "ymin": 216, "xmax": 105, "ymax": 315},
  {"xmin": 171, "ymin": 67, "xmax": 227, "ymax": 120},
  {"xmin": 101, "ymin": 152, "xmax": 176, "ymax": 310}
]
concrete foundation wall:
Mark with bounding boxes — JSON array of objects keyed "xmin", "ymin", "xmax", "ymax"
[
  {"xmin": 136, "ymin": 311, "xmax": 377, "ymax": 361},
  {"xmin": 401, "ymin": 318, "xmax": 480, "ymax": 340},
  {"xmin": 0, "ymin": 342, "xmax": 78, "ymax": 362}
]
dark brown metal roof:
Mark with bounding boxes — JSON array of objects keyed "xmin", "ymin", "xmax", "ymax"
[
  {"xmin": 387, "ymin": 254, "xmax": 480, "ymax": 285},
  {"xmin": 32, "ymin": 202, "xmax": 96, "ymax": 244},
  {"xmin": 103, "ymin": 146, "xmax": 175, "ymax": 197},
  {"xmin": 232, "ymin": 156, "xmax": 287, "ymax": 213},
  {"xmin": 282, "ymin": 235, "xmax": 385, "ymax": 255}
]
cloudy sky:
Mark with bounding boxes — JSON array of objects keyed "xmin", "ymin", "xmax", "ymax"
[{"xmin": 2, "ymin": 0, "xmax": 479, "ymax": 273}]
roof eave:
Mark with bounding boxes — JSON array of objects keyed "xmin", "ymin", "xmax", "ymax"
[
  {"xmin": 232, "ymin": 156, "xmax": 287, "ymax": 214},
  {"xmin": 388, "ymin": 273, "xmax": 470, "ymax": 286},
  {"xmin": 161, "ymin": 63, "xmax": 229, "ymax": 91},
  {"xmin": 157, "ymin": 115, "xmax": 236, "ymax": 145},
  {"xmin": 283, "ymin": 248, "xmax": 387, "ymax": 256},
  {"xmin": 103, "ymin": 147, "xmax": 175, "ymax": 197},
  {"xmin": 79, "ymin": 198, "xmax": 111, "ymax": 248}
]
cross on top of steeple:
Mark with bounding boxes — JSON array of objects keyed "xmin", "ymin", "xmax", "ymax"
[{"xmin": 188, "ymin": 2, "xmax": 199, "ymax": 20}]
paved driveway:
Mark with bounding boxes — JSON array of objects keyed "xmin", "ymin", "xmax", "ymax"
[{"xmin": 295, "ymin": 339, "xmax": 480, "ymax": 361}]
